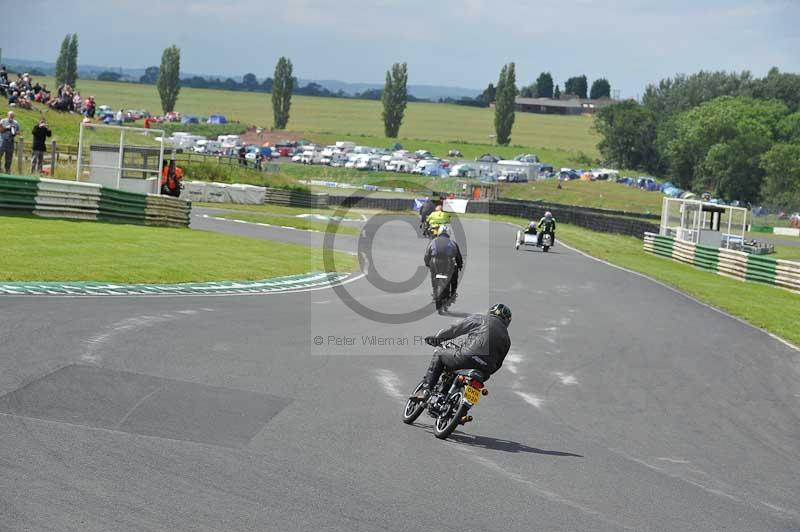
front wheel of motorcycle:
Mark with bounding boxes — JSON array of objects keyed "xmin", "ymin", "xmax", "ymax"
[
  {"xmin": 433, "ymin": 392, "xmax": 468, "ymax": 440},
  {"xmin": 402, "ymin": 380, "xmax": 427, "ymax": 424}
]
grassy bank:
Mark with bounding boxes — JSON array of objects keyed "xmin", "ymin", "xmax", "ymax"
[
  {"xmin": 499, "ymin": 179, "xmax": 664, "ymax": 214},
  {"xmin": 0, "ymin": 215, "xmax": 356, "ymax": 283}
]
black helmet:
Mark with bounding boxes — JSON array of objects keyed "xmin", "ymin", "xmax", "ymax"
[{"xmin": 488, "ymin": 303, "xmax": 512, "ymax": 326}]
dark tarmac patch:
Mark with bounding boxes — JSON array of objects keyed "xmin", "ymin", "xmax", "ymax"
[{"xmin": 0, "ymin": 365, "xmax": 290, "ymax": 448}]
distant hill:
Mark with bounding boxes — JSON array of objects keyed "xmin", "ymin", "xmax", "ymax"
[{"xmin": 3, "ymin": 57, "xmax": 481, "ymax": 100}]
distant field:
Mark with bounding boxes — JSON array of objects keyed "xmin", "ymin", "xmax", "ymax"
[
  {"xmin": 500, "ymin": 179, "xmax": 664, "ymax": 214},
  {"xmin": 31, "ymin": 77, "xmax": 600, "ymax": 160}
]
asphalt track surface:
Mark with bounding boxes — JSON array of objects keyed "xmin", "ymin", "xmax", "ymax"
[{"xmin": 1, "ymin": 211, "xmax": 798, "ymax": 532}]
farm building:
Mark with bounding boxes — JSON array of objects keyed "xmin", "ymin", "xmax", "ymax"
[{"xmin": 513, "ymin": 96, "xmax": 614, "ymax": 115}]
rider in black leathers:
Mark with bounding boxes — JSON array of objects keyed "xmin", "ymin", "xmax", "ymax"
[
  {"xmin": 415, "ymin": 304, "xmax": 512, "ymax": 398},
  {"xmin": 419, "ymin": 198, "xmax": 437, "ymax": 235},
  {"xmin": 424, "ymin": 226, "xmax": 463, "ymax": 309},
  {"xmin": 536, "ymin": 211, "xmax": 556, "ymax": 246}
]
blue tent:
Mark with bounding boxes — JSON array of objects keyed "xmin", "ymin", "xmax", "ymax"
[
  {"xmin": 181, "ymin": 115, "xmax": 199, "ymax": 124},
  {"xmin": 207, "ymin": 114, "xmax": 228, "ymax": 124}
]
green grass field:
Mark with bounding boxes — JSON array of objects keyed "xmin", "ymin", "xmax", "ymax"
[
  {"xmin": 0, "ymin": 215, "xmax": 356, "ymax": 283},
  {"xmin": 28, "ymin": 76, "xmax": 600, "ymax": 161},
  {"xmin": 500, "ymin": 179, "xmax": 665, "ymax": 213}
]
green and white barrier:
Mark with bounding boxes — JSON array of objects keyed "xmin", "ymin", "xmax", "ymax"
[
  {"xmin": 0, "ymin": 174, "xmax": 190, "ymax": 227},
  {"xmin": 0, "ymin": 272, "xmax": 351, "ymax": 296},
  {"xmin": 644, "ymin": 232, "xmax": 800, "ymax": 292},
  {"xmin": 749, "ymin": 224, "xmax": 800, "ymax": 237}
]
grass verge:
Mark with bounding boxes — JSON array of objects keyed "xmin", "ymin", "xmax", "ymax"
[
  {"xmin": 0, "ymin": 215, "xmax": 357, "ymax": 283},
  {"xmin": 465, "ymin": 213, "xmax": 800, "ymax": 346}
]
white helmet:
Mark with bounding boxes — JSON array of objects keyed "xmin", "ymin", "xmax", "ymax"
[{"xmin": 545, "ymin": 211, "xmax": 553, "ymax": 219}]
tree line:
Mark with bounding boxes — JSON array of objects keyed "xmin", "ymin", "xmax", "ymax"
[
  {"xmin": 445, "ymin": 72, "xmax": 611, "ymax": 109},
  {"xmin": 138, "ymin": 67, "xmax": 427, "ymax": 102},
  {"xmin": 595, "ymin": 68, "xmax": 800, "ymax": 206}
]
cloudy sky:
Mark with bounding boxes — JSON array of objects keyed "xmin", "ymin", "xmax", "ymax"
[{"xmin": 4, "ymin": 0, "xmax": 799, "ymax": 97}]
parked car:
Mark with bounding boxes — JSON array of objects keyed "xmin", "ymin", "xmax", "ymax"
[
  {"xmin": 164, "ymin": 111, "xmax": 181, "ymax": 122},
  {"xmin": 300, "ymin": 150, "xmax": 321, "ymax": 164},
  {"xmin": 559, "ymin": 170, "xmax": 580, "ymax": 180},
  {"xmin": 448, "ymin": 149, "xmax": 463, "ymax": 157},
  {"xmin": 413, "ymin": 159, "xmax": 442, "ymax": 174},
  {"xmin": 514, "ymin": 153, "xmax": 538, "ymax": 163},
  {"xmin": 207, "ymin": 114, "xmax": 228, "ymax": 124},
  {"xmin": 476, "ymin": 153, "xmax": 500, "ymax": 163},
  {"xmin": 498, "ymin": 172, "xmax": 528, "ymax": 183},
  {"xmin": 96, "ymin": 105, "xmax": 114, "ymax": 119},
  {"xmin": 386, "ymin": 160, "xmax": 415, "ymax": 173},
  {"xmin": 449, "ymin": 163, "xmax": 478, "ymax": 178}
]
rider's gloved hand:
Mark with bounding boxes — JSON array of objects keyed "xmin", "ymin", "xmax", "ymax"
[{"xmin": 424, "ymin": 336, "xmax": 440, "ymax": 346}]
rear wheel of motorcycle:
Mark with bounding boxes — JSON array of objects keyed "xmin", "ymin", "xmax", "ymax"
[
  {"xmin": 543, "ymin": 246, "xmax": 549, "ymax": 252},
  {"xmin": 402, "ymin": 380, "xmax": 427, "ymax": 424},
  {"xmin": 433, "ymin": 392, "xmax": 467, "ymax": 439}
]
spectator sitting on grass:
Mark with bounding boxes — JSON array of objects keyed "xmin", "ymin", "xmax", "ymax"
[{"xmin": 73, "ymin": 91, "xmax": 83, "ymax": 114}]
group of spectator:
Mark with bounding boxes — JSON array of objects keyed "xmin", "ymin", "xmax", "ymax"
[
  {"xmin": 1, "ymin": 66, "xmax": 42, "ymax": 109},
  {"xmin": 0, "ymin": 66, "xmax": 97, "ymax": 117}
]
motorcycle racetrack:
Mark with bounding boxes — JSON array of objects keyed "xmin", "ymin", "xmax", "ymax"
[{"xmin": 1, "ymin": 212, "xmax": 798, "ymax": 532}]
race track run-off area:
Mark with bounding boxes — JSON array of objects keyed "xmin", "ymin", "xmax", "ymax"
[{"xmin": 1, "ymin": 217, "xmax": 798, "ymax": 532}]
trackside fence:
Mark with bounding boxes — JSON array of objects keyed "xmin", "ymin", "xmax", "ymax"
[
  {"xmin": 643, "ymin": 232, "xmax": 800, "ymax": 292},
  {"xmin": 0, "ymin": 174, "xmax": 190, "ymax": 227}
]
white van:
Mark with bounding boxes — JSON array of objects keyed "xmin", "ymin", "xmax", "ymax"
[
  {"xmin": 193, "ymin": 140, "xmax": 222, "ymax": 154},
  {"xmin": 335, "ymin": 141, "xmax": 356, "ymax": 151},
  {"xmin": 413, "ymin": 159, "xmax": 441, "ymax": 174},
  {"xmin": 387, "ymin": 159, "xmax": 415, "ymax": 173},
  {"xmin": 300, "ymin": 150, "xmax": 321, "ymax": 164},
  {"xmin": 330, "ymin": 152, "xmax": 348, "ymax": 167}
]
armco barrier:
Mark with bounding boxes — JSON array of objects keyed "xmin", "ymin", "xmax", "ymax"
[
  {"xmin": 499, "ymin": 197, "xmax": 661, "ymax": 220},
  {"xmin": 467, "ymin": 200, "xmax": 658, "ymax": 237},
  {"xmin": 328, "ymin": 195, "xmax": 414, "ymax": 211},
  {"xmin": 324, "ymin": 195, "xmax": 656, "ymax": 236},
  {"xmin": 0, "ymin": 174, "xmax": 190, "ymax": 227},
  {"xmin": 264, "ymin": 187, "xmax": 328, "ymax": 208},
  {"xmin": 0, "ymin": 174, "xmax": 39, "ymax": 214},
  {"xmin": 145, "ymin": 194, "xmax": 192, "ymax": 227},
  {"xmin": 35, "ymin": 178, "xmax": 101, "ymax": 220},
  {"xmin": 643, "ymin": 232, "xmax": 800, "ymax": 292}
]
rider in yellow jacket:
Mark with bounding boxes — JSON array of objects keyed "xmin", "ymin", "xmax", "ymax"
[{"xmin": 426, "ymin": 206, "xmax": 451, "ymax": 232}]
